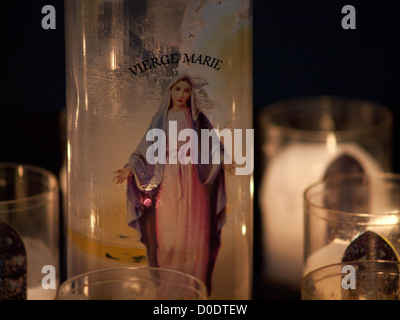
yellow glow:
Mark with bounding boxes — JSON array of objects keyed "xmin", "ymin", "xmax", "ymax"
[
  {"xmin": 83, "ymin": 286, "xmax": 89, "ymax": 297},
  {"xmin": 242, "ymin": 224, "xmax": 247, "ymax": 236},
  {"xmin": 375, "ymin": 215, "xmax": 399, "ymax": 225},
  {"xmin": 85, "ymin": 93, "xmax": 88, "ymax": 111},
  {"xmin": 17, "ymin": 165, "xmax": 24, "ymax": 178},
  {"xmin": 74, "ymin": 98, "xmax": 80, "ymax": 129},
  {"xmin": 110, "ymin": 50, "xmax": 117, "ymax": 70},
  {"xmin": 82, "ymin": 33, "xmax": 86, "ymax": 58},
  {"xmin": 67, "ymin": 141, "xmax": 71, "ymax": 174},
  {"xmin": 90, "ymin": 208, "xmax": 97, "ymax": 233},
  {"xmin": 326, "ymin": 132, "xmax": 337, "ymax": 154}
]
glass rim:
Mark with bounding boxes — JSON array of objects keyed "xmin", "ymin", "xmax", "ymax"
[
  {"xmin": 0, "ymin": 162, "xmax": 58, "ymax": 212},
  {"xmin": 302, "ymin": 259, "xmax": 400, "ymax": 285},
  {"xmin": 304, "ymin": 172, "xmax": 400, "ymax": 223},
  {"xmin": 259, "ymin": 95, "xmax": 393, "ymax": 141},
  {"xmin": 57, "ymin": 266, "xmax": 208, "ymax": 297}
]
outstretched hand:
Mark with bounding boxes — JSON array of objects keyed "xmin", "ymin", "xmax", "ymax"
[{"xmin": 114, "ymin": 167, "xmax": 132, "ymax": 184}]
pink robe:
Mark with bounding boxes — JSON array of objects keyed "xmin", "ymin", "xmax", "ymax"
[{"xmin": 156, "ymin": 110, "xmax": 210, "ymax": 296}]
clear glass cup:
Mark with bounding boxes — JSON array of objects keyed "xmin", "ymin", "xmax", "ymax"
[
  {"xmin": 257, "ymin": 96, "xmax": 393, "ymax": 291},
  {"xmin": 304, "ymin": 173, "xmax": 400, "ymax": 276},
  {"xmin": 0, "ymin": 163, "xmax": 59, "ymax": 300},
  {"xmin": 57, "ymin": 267, "xmax": 207, "ymax": 300},
  {"xmin": 65, "ymin": 0, "xmax": 253, "ymax": 299},
  {"xmin": 302, "ymin": 260, "xmax": 400, "ymax": 300}
]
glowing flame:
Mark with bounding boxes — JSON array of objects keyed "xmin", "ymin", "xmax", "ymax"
[
  {"xmin": 326, "ymin": 132, "xmax": 337, "ymax": 154},
  {"xmin": 242, "ymin": 224, "xmax": 247, "ymax": 236}
]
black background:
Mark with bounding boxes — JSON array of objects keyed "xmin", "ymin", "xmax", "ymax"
[{"xmin": 2, "ymin": 0, "xmax": 400, "ymax": 300}]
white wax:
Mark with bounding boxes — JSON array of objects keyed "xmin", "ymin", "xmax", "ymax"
[
  {"xmin": 24, "ymin": 237, "xmax": 58, "ymax": 300},
  {"xmin": 303, "ymin": 238, "xmax": 349, "ymax": 277},
  {"xmin": 260, "ymin": 142, "xmax": 381, "ymax": 286},
  {"xmin": 302, "ymin": 239, "xmax": 349, "ymax": 300}
]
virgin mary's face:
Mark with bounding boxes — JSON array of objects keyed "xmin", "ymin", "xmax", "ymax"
[{"xmin": 170, "ymin": 80, "xmax": 191, "ymax": 108}]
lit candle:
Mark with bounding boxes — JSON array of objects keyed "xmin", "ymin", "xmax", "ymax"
[
  {"xmin": 303, "ymin": 173, "xmax": 400, "ymax": 281},
  {"xmin": 258, "ymin": 97, "xmax": 393, "ymax": 289},
  {"xmin": 260, "ymin": 141, "xmax": 381, "ymax": 286}
]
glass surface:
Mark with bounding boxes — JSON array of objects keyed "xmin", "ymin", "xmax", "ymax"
[
  {"xmin": 258, "ymin": 97, "xmax": 393, "ymax": 290},
  {"xmin": 0, "ymin": 163, "xmax": 59, "ymax": 300},
  {"xmin": 302, "ymin": 260, "xmax": 400, "ymax": 300},
  {"xmin": 57, "ymin": 267, "xmax": 207, "ymax": 300},
  {"xmin": 304, "ymin": 173, "xmax": 400, "ymax": 276},
  {"xmin": 65, "ymin": 0, "xmax": 253, "ymax": 299}
]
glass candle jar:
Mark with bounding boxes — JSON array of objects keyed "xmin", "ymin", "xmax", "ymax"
[
  {"xmin": 0, "ymin": 163, "xmax": 59, "ymax": 300},
  {"xmin": 65, "ymin": 0, "xmax": 253, "ymax": 299},
  {"xmin": 304, "ymin": 173, "xmax": 400, "ymax": 277},
  {"xmin": 258, "ymin": 97, "xmax": 393, "ymax": 291},
  {"xmin": 302, "ymin": 260, "xmax": 400, "ymax": 300}
]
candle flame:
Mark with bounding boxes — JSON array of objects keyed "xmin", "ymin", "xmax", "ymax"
[
  {"xmin": 242, "ymin": 224, "xmax": 247, "ymax": 236},
  {"xmin": 17, "ymin": 165, "xmax": 24, "ymax": 178},
  {"xmin": 17, "ymin": 166, "xmax": 24, "ymax": 178},
  {"xmin": 326, "ymin": 132, "xmax": 337, "ymax": 154}
]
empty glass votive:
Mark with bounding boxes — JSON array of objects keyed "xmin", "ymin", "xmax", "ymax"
[
  {"xmin": 57, "ymin": 267, "xmax": 207, "ymax": 300},
  {"xmin": 0, "ymin": 163, "xmax": 59, "ymax": 300}
]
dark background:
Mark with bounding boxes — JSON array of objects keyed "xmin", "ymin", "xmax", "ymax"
[{"xmin": 2, "ymin": 1, "xmax": 400, "ymax": 300}]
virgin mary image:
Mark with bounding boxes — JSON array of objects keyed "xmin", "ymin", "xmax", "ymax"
[{"xmin": 115, "ymin": 74, "xmax": 228, "ymax": 296}]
